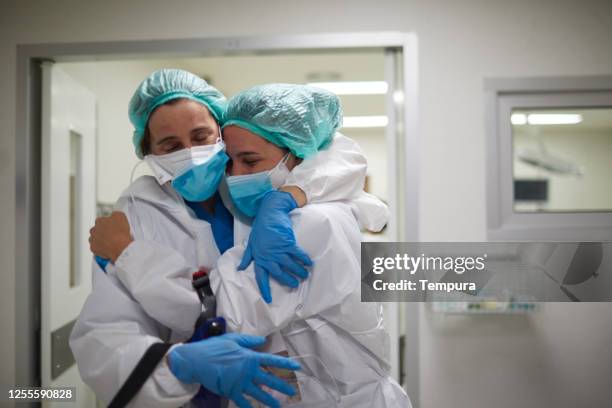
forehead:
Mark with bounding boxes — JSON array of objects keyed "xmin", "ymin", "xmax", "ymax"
[
  {"xmin": 149, "ymin": 99, "xmax": 216, "ymax": 129},
  {"xmin": 223, "ymin": 126, "xmax": 271, "ymax": 153}
]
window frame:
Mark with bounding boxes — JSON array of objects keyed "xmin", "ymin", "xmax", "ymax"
[{"xmin": 485, "ymin": 76, "xmax": 612, "ymax": 241}]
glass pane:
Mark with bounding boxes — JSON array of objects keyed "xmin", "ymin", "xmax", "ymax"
[{"xmin": 512, "ymin": 107, "xmax": 612, "ymax": 212}]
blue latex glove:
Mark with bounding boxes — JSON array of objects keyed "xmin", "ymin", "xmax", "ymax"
[
  {"xmin": 239, "ymin": 190, "xmax": 313, "ymax": 303},
  {"xmin": 168, "ymin": 333, "xmax": 301, "ymax": 408}
]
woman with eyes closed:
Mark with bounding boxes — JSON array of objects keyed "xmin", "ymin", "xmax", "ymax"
[{"xmin": 208, "ymin": 84, "xmax": 409, "ymax": 407}]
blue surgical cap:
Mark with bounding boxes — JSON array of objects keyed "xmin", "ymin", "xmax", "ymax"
[
  {"xmin": 128, "ymin": 69, "xmax": 227, "ymax": 158},
  {"xmin": 222, "ymin": 84, "xmax": 342, "ymax": 159}
]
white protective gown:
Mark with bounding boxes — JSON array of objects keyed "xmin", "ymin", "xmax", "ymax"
[
  {"xmin": 70, "ymin": 134, "xmax": 393, "ymax": 407},
  {"xmin": 211, "ymin": 201, "xmax": 410, "ymax": 408}
]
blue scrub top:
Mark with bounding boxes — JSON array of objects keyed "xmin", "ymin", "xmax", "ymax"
[{"xmin": 186, "ymin": 193, "xmax": 234, "ymax": 254}]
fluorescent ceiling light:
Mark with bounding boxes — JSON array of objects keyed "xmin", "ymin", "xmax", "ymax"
[
  {"xmin": 511, "ymin": 113, "xmax": 527, "ymax": 125},
  {"xmin": 527, "ymin": 114, "xmax": 582, "ymax": 125},
  {"xmin": 307, "ymin": 81, "xmax": 388, "ymax": 95},
  {"xmin": 511, "ymin": 113, "xmax": 583, "ymax": 125},
  {"xmin": 393, "ymin": 90, "xmax": 404, "ymax": 104},
  {"xmin": 342, "ymin": 115, "xmax": 388, "ymax": 128}
]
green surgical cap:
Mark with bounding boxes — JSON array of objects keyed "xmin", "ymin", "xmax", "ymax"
[
  {"xmin": 222, "ymin": 84, "xmax": 342, "ymax": 159},
  {"xmin": 128, "ymin": 69, "xmax": 227, "ymax": 158}
]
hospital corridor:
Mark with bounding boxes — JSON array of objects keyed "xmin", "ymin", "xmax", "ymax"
[{"xmin": 1, "ymin": 1, "xmax": 611, "ymax": 408}]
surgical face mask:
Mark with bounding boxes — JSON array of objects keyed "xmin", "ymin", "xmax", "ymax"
[
  {"xmin": 226, "ymin": 154, "xmax": 291, "ymax": 217},
  {"xmin": 144, "ymin": 139, "xmax": 228, "ymax": 202}
]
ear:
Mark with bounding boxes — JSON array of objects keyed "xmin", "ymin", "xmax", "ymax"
[{"xmin": 286, "ymin": 153, "xmax": 301, "ymax": 171}]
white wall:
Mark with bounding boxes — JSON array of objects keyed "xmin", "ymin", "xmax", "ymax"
[{"xmin": 2, "ymin": 1, "xmax": 612, "ymax": 407}]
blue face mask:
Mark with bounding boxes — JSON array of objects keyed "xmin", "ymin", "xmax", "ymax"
[
  {"xmin": 145, "ymin": 140, "xmax": 229, "ymax": 202},
  {"xmin": 226, "ymin": 155, "xmax": 290, "ymax": 217},
  {"xmin": 172, "ymin": 148, "xmax": 229, "ymax": 201}
]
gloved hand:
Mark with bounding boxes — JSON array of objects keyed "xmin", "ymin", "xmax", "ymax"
[
  {"xmin": 239, "ymin": 190, "xmax": 313, "ymax": 303},
  {"xmin": 168, "ymin": 333, "xmax": 301, "ymax": 408}
]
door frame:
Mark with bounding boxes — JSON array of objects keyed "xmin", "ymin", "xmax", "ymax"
[{"xmin": 16, "ymin": 31, "xmax": 421, "ymax": 404}]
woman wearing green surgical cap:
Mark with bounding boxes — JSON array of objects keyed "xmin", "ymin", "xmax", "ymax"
[
  {"xmin": 71, "ymin": 70, "xmax": 375, "ymax": 407},
  {"xmin": 129, "ymin": 68, "xmax": 228, "ymax": 159},
  {"xmin": 210, "ymin": 84, "xmax": 408, "ymax": 407}
]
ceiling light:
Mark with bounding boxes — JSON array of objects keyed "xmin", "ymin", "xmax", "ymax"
[
  {"xmin": 527, "ymin": 114, "xmax": 582, "ymax": 125},
  {"xmin": 342, "ymin": 115, "xmax": 388, "ymax": 128},
  {"xmin": 511, "ymin": 113, "xmax": 527, "ymax": 125},
  {"xmin": 393, "ymin": 90, "xmax": 404, "ymax": 104},
  {"xmin": 511, "ymin": 113, "xmax": 583, "ymax": 125},
  {"xmin": 307, "ymin": 81, "xmax": 388, "ymax": 95}
]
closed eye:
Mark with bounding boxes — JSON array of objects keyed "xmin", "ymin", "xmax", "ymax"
[
  {"xmin": 164, "ymin": 143, "xmax": 182, "ymax": 153},
  {"xmin": 244, "ymin": 159, "xmax": 260, "ymax": 167},
  {"xmin": 192, "ymin": 127, "xmax": 216, "ymax": 139}
]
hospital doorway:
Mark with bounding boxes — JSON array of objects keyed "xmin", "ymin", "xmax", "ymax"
[{"xmin": 19, "ymin": 34, "xmax": 418, "ymax": 406}]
